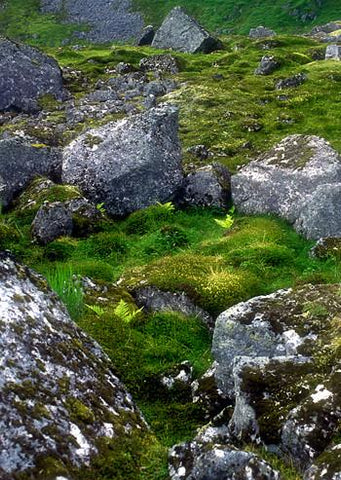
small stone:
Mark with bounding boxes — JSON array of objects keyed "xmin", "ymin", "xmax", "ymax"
[
  {"xmin": 31, "ymin": 201, "xmax": 73, "ymax": 244},
  {"xmin": 254, "ymin": 55, "xmax": 280, "ymax": 75},
  {"xmin": 249, "ymin": 26, "xmax": 276, "ymax": 38}
]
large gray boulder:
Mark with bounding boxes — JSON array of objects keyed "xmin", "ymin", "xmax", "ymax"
[
  {"xmin": 152, "ymin": 7, "xmax": 221, "ymax": 54},
  {"xmin": 325, "ymin": 44, "xmax": 341, "ymax": 60},
  {"xmin": 232, "ymin": 134, "xmax": 341, "ymax": 239},
  {"xmin": 0, "ymin": 136, "xmax": 62, "ymax": 207},
  {"xmin": 0, "ymin": 37, "xmax": 67, "ymax": 113},
  {"xmin": 0, "ymin": 252, "xmax": 146, "ymax": 479},
  {"xmin": 62, "ymin": 104, "xmax": 184, "ymax": 217},
  {"xmin": 41, "ymin": 0, "xmax": 143, "ymax": 43}
]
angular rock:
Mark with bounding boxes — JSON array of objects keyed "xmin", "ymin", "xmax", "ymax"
[
  {"xmin": 31, "ymin": 201, "xmax": 73, "ymax": 244},
  {"xmin": 137, "ymin": 25, "xmax": 155, "ymax": 46},
  {"xmin": 152, "ymin": 7, "xmax": 221, "ymax": 54},
  {"xmin": 325, "ymin": 44, "xmax": 341, "ymax": 60},
  {"xmin": 133, "ymin": 286, "xmax": 214, "ymax": 330},
  {"xmin": 177, "ymin": 163, "xmax": 231, "ymax": 209},
  {"xmin": 276, "ymin": 73, "xmax": 307, "ymax": 89},
  {"xmin": 191, "ymin": 364, "xmax": 228, "ymax": 421},
  {"xmin": 249, "ymin": 26, "xmax": 276, "ymax": 38},
  {"xmin": 169, "ymin": 442, "xmax": 280, "ymax": 480},
  {"xmin": 255, "ymin": 55, "xmax": 280, "ymax": 75},
  {"xmin": 0, "ymin": 252, "xmax": 146, "ymax": 478},
  {"xmin": 139, "ymin": 54, "xmax": 179, "ymax": 74},
  {"xmin": 0, "ymin": 136, "xmax": 62, "ymax": 207},
  {"xmin": 231, "ymin": 134, "xmax": 341, "ymax": 239},
  {"xmin": 0, "ymin": 37, "xmax": 67, "ymax": 113},
  {"xmin": 62, "ymin": 104, "xmax": 184, "ymax": 216}
]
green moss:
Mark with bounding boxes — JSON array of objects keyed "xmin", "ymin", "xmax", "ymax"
[{"xmin": 65, "ymin": 398, "xmax": 96, "ymax": 424}]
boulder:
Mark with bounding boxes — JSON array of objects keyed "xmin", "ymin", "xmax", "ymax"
[
  {"xmin": 325, "ymin": 44, "xmax": 341, "ymax": 60},
  {"xmin": 31, "ymin": 201, "xmax": 73, "ymax": 244},
  {"xmin": 249, "ymin": 26, "xmax": 276, "ymax": 38},
  {"xmin": 62, "ymin": 104, "xmax": 184, "ymax": 217},
  {"xmin": 133, "ymin": 286, "xmax": 214, "ymax": 330},
  {"xmin": 41, "ymin": 0, "xmax": 143, "ymax": 43},
  {"xmin": 0, "ymin": 37, "xmax": 67, "ymax": 113},
  {"xmin": 152, "ymin": 7, "xmax": 221, "ymax": 54},
  {"xmin": 311, "ymin": 21, "xmax": 341, "ymax": 35},
  {"xmin": 254, "ymin": 55, "xmax": 280, "ymax": 75},
  {"xmin": 137, "ymin": 25, "xmax": 155, "ymax": 46},
  {"xmin": 0, "ymin": 137, "xmax": 62, "ymax": 208},
  {"xmin": 231, "ymin": 134, "xmax": 341, "ymax": 239},
  {"xmin": 177, "ymin": 163, "xmax": 231, "ymax": 209},
  {"xmin": 0, "ymin": 252, "xmax": 146, "ymax": 478},
  {"xmin": 275, "ymin": 73, "xmax": 307, "ymax": 89}
]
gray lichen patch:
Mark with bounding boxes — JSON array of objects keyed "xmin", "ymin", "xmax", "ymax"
[{"xmin": 0, "ymin": 252, "xmax": 146, "ymax": 479}]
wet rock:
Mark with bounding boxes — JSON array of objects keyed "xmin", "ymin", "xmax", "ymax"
[
  {"xmin": 310, "ymin": 237, "xmax": 341, "ymax": 259},
  {"xmin": 137, "ymin": 25, "xmax": 155, "ymax": 46},
  {"xmin": 232, "ymin": 134, "xmax": 341, "ymax": 239},
  {"xmin": 133, "ymin": 286, "xmax": 214, "ymax": 330},
  {"xmin": 276, "ymin": 73, "xmax": 307, "ymax": 89},
  {"xmin": 0, "ymin": 37, "xmax": 67, "ymax": 113},
  {"xmin": 152, "ymin": 7, "xmax": 221, "ymax": 54},
  {"xmin": 0, "ymin": 136, "xmax": 62, "ymax": 207},
  {"xmin": 177, "ymin": 163, "xmax": 231, "ymax": 209},
  {"xmin": 139, "ymin": 54, "xmax": 179, "ymax": 75},
  {"xmin": 325, "ymin": 44, "xmax": 341, "ymax": 60},
  {"xmin": 31, "ymin": 201, "xmax": 73, "ymax": 244},
  {"xmin": 62, "ymin": 104, "xmax": 183, "ymax": 216},
  {"xmin": 41, "ymin": 0, "xmax": 143, "ymax": 44},
  {"xmin": 255, "ymin": 55, "xmax": 280, "ymax": 75},
  {"xmin": 0, "ymin": 252, "xmax": 146, "ymax": 478},
  {"xmin": 169, "ymin": 442, "xmax": 280, "ymax": 480},
  {"xmin": 249, "ymin": 26, "xmax": 276, "ymax": 38}
]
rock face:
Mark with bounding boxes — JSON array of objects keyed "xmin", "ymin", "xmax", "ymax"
[
  {"xmin": 325, "ymin": 44, "xmax": 341, "ymax": 60},
  {"xmin": 254, "ymin": 55, "xmax": 280, "ymax": 75},
  {"xmin": 41, "ymin": 0, "xmax": 144, "ymax": 43},
  {"xmin": 0, "ymin": 137, "xmax": 62, "ymax": 207},
  {"xmin": 211, "ymin": 284, "xmax": 341, "ymax": 470},
  {"xmin": 152, "ymin": 7, "xmax": 221, "ymax": 54},
  {"xmin": 249, "ymin": 26, "xmax": 276, "ymax": 38},
  {"xmin": 62, "ymin": 104, "xmax": 183, "ymax": 217},
  {"xmin": 177, "ymin": 163, "xmax": 231, "ymax": 209},
  {"xmin": 0, "ymin": 252, "xmax": 146, "ymax": 478},
  {"xmin": 232, "ymin": 134, "xmax": 341, "ymax": 239},
  {"xmin": 0, "ymin": 37, "xmax": 67, "ymax": 113}
]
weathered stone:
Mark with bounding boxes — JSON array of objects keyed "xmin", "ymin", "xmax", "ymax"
[
  {"xmin": 115, "ymin": 62, "xmax": 136, "ymax": 75},
  {"xmin": 41, "ymin": 0, "xmax": 144, "ymax": 43},
  {"xmin": 325, "ymin": 44, "xmax": 341, "ymax": 60},
  {"xmin": 0, "ymin": 252, "xmax": 146, "ymax": 478},
  {"xmin": 276, "ymin": 73, "xmax": 307, "ymax": 89},
  {"xmin": 249, "ymin": 26, "xmax": 276, "ymax": 38},
  {"xmin": 62, "ymin": 104, "xmax": 184, "ymax": 216},
  {"xmin": 31, "ymin": 201, "xmax": 73, "ymax": 244},
  {"xmin": 191, "ymin": 365, "xmax": 228, "ymax": 421},
  {"xmin": 310, "ymin": 237, "xmax": 341, "ymax": 259},
  {"xmin": 0, "ymin": 37, "xmax": 67, "ymax": 114},
  {"xmin": 231, "ymin": 134, "xmax": 341, "ymax": 239},
  {"xmin": 133, "ymin": 286, "xmax": 214, "ymax": 330},
  {"xmin": 169, "ymin": 442, "xmax": 280, "ymax": 480},
  {"xmin": 0, "ymin": 136, "xmax": 62, "ymax": 207},
  {"xmin": 137, "ymin": 25, "xmax": 155, "ymax": 46},
  {"xmin": 177, "ymin": 163, "xmax": 231, "ymax": 209},
  {"xmin": 255, "ymin": 55, "xmax": 280, "ymax": 75},
  {"xmin": 311, "ymin": 21, "xmax": 341, "ymax": 35},
  {"xmin": 304, "ymin": 444, "xmax": 341, "ymax": 480},
  {"xmin": 152, "ymin": 7, "xmax": 221, "ymax": 54},
  {"xmin": 139, "ymin": 54, "xmax": 179, "ymax": 74},
  {"xmin": 186, "ymin": 144, "xmax": 212, "ymax": 160}
]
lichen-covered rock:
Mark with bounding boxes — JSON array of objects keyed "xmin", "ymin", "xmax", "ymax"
[
  {"xmin": 191, "ymin": 364, "xmax": 228, "ymax": 421},
  {"xmin": 31, "ymin": 201, "xmax": 73, "ymax": 244},
  {"xmin": 169, "ymin": 442, "xmax": 280, "ymax": 480},
  {"xmin": 177, "ymin": 163, "xmax": 231, "ymax": 209},
  {"xmin": 152, "ymin": 7, "xmax": 221, "ymax": 54},
  {"xmin": 0, "ymin": 37, "xmax": 67, "ymax": 113},
  {"xmin": 62, "ymin": 104, "xmax": 184, "ymax": 217},
  {"xmin": 249, "ymin": 26, "xmax": 276, "ymax": 38},
  {"xmin": 325, "ymin": 44, "xmax": 341, "ymax": 60},
  {"xmin": 304, "ymin": 444, "xmax": 341, "ymax": 480},
  {"xmin": 133, "ymin": 286, "xmax": 214, "ymax": 330},
  {"xmin": 310, "ymin": 237, "xmax": 341, "ymax": 259},
  {"xmin": 0, "ymin": 252, "xmax": 146, "ymax": 478},
  {"xmin": 139, "ymin": 54, "xmax": 179, "ymax": 74},
  {"xmin": 41, "ymin": 0, "xmax": 143, "ymax": 43},
  {"xmin": 275, "ymin": 73, "xmax": 307, "ymax": 89},
  {"xmin": 255, "ymin": 55, "xmax": 280, "ymax": 75},
  {"xmin": 0, "ymin": 137, "xmax": 62, "ymax": 207},
  {"xmin": 232, "ymin": 134, "xmax": 341, "ymax": 239}
]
